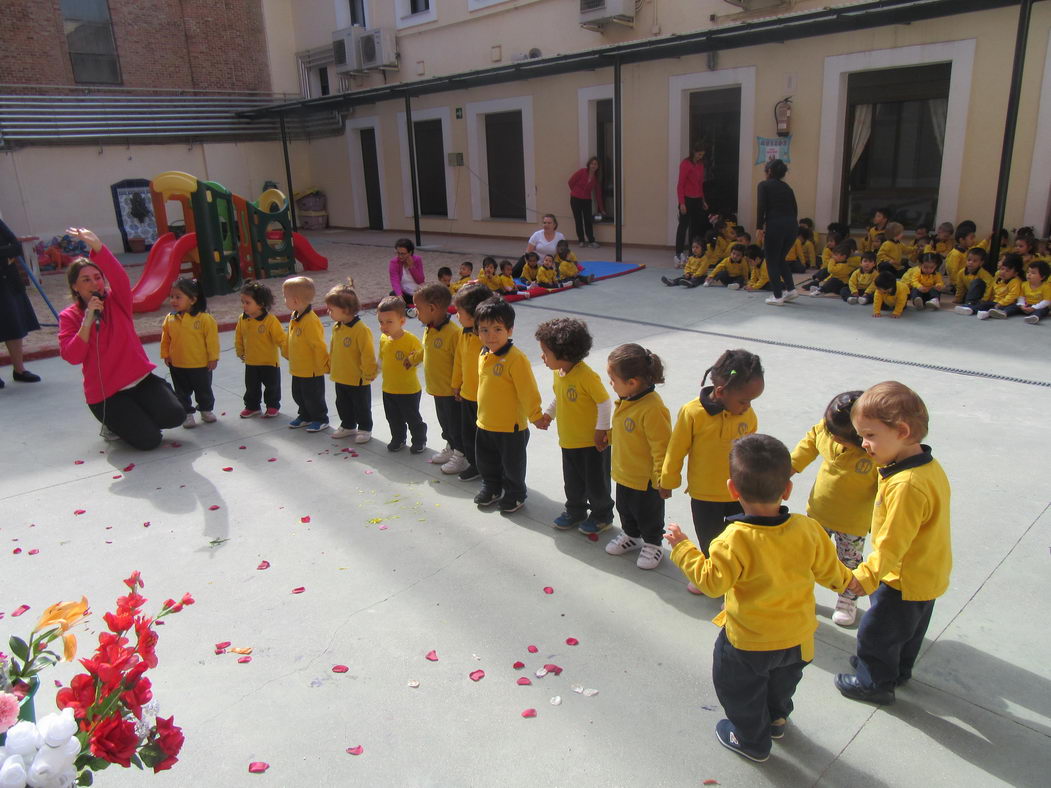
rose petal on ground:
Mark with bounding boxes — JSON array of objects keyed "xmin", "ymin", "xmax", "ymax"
[
  {"xmin": 222, "ymin": 467, "xmax": 233, "ymax": 472},
  {"xmin": 122, "ymin": 463, "xmax": 135, "ymax": 472},
  {"xmin": 231, "ymin": 647, "xmax": 253, "ymax": 655},
  {"xmin": 267, "ymin": 458, "xmax": 277, "ymax": 462},
  {"xmin": 364, "ymin": 470, "xmax": 374, "ymax": 475},
  {"xmin": 208, "ymin": 505, "xmax": 220, "ymax": 511},
  {"xmin": 332, "ymin": 665, "xmax": 349, "ymax": 673},
  {"xmin": 535, "ymin": 668, "xmax": 548, "ymax": 678},
  {"xmin": 143, "ymin": 521, "xmax": 151, "ymax": 528},
  {"xmin": 300, "ymin": 515, "xmax": 311, "ymax": 523},
  {"xmin": 74, "ymin": 460, "xmax": 84, "ymax": 465},
  {"xmin": 543, "ymin": 664, "xmax": 563, "ymax": 676},
  {"xmin": 407, "ymin": 679, "xmax": 420, "ymax": 688},
  {"xmin": 543, "ymin": 586, "xmax": 554, "ymax": 594},
  {"xmin": 346, "ymin": 746, "xmax": 364, "ymax": 756},
  {"xmin": 257, "ymin": 560, "xmax": 271, "ymax": 570},
  {"xmin": 73, "ymin": 509, "xmax": 86, "ymax": 516},
  {"xmin": 27, "ymin": 549, "xmax": 38, "ymax": 556},
  {"xmin": 469, "ymin": 669, "xmax": 485, "ymax": 681},
  {"xmin": 512, "ymin": 661, "xmax": 525, "ymax": 670},
  {"xmin": 572, "ymin": 684, "xmax": 583, "ymax": 694},
  {"xmin": 550, "ymin": 696, "xmax": 562, "ymax": 706},
  {"xmin": 586, "ymin": 533, "xmax": 599, "ymax": 542},
  {"xmin": 237, "ymin": 656, "xmax": 252, "ymax": 664},
  {"xmin": 378, "ymin": 524, "xmax": 389, "ymax": 530},
  {"xmin": 521, "ymin": 708, "xmax": 537, "ymax": 718},
  {"xmin": 703, "ymin": 781, "xmax": 719, "ymax": 786},
  {"xmin": 527, "ymin": 645, "xmax": 538, "ymax": 654},
  {"xmin": 582, "ymin": 688, "xmax": 599, "ymax": 697},
  {"xmin": 215, "ymin": 641, "xmax": 232, "ymax": 649},
  {"xmin": 425, "ymin": 650, "xmax": 439, "ymax": 662},
  {"xmin": 565, "ymin": 637, "xmax": 579, "ymax": 646},
  {"xmin": 12, "ymin": 548, "xmax": 21, "ymax": 555},
  {"xmin": 112, "ymin": 475, "xmax": 122, "ymax": 479},
  {"xmin": 214, "ymin": 648, "xmax": 226, "ymax": 655},
  {"xmin": 291, "ymin": 587, "xmax": 306, "ymax": 594},
  {"xmin": 517, "ymin": 677, "xmax": 532, "ymax": 686},
  {"xmin": 239, "ymin": 445, "xmax": 247, "ymax": 450},
  {"xmin": 11, "ymin": 605, "xmax": 29, "ymax": 617},
  {"xmin": 248, "ymin": 762, "xmax": 269, "ymax": 773}
]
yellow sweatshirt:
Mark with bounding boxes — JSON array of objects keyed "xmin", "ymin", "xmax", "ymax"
[
  {"xmin": 683, "ymin": 254, "xmax": 710, "ymax": 278},
  {"xmin": 496, "ymin": 275, "xmax": 517, "ymax": 292},
  {"xmin": 670, "ymin": 510, "xmax": 853, "ymax": 661},
  {"xmin": 285, "ymin": 307, "xmax": 329, "ymax": 377},
  {"xmin": 827, "ymin": 255, "xmax": 861, "ymax": 282},
  {"xmin": 477, "ymin": 273, "xmax": 502, "ymax": 292},
  {"xmin": 902, "ymin": 268, "xmax": 944, "ymax": 291},
  {"xmin": 612, "ymin": 388, "xmax": 671, "ymax": 491},
  {"xmin": 863, "ymin": 224, "xmax": 886, "ymax": 253},
  {"xmin": 874, "ymin": 280, "xmax": 910, "ymax": 316},
  {"xmin": 329, "ymin": 317, "xmax": 377, "ymax": 386},
  {"xmin": 953, "ymin": 267, "xmax": 992, "ymax": 303},
  {"xmin": 1020, "ymin": 280, "xmax": 1051, "ymax": 306},
  {"xmin": 877, "ymin": 239, "xmax": 905, "ymax": 270},
  {"xmin": 548, "ymin": 361, "xmax": 610, "ymax": 449},
  {"xmin": 536, "ymin": 266, "xmax": 559, "ymax": 286},
  {"xmin": 746, "ymin": 260, "xmax": 769, "ymax": 289},
  {"xmin": 379, "ymin": 331, "xmax": 422, "ymax": 394},
  {"xmin": 161, "ymin": 311, "xmax": 219, "ymax": 368},
  {"xmin": 710, "ymin": 256, "xmax": 746, "ymax": 278},
  {"xmin": 476, "ymin": 341, "xmax": 542, "ymax": 432},
  {"xmin": 853, "ymin": 449, "xmax": 951, "ymax": 600},
  {"xmin": 450, "ymin": 275, "xmax": 472, "ymax": 293},
  {"xmin": 848, "ymin": 268, "xmax": 878, "ymax": 296},
  {"xmin": 521, "ymin": 262, "xmax": 539, "ymax": 283},
  {"xmin": 451, "ymin": 327, "xmax": 483, "ymax": 402},
  {"xmin": 660, "ymin": 389, "xmax": 757, "ymax": 502},
  {"xmin": 943, "ymin": 247, "xmax": 968, "ymax": 281},
  {"xmin": 786, "ymin": 238, "xmax": 816, "ymax": 268},
  {"xmin": 235, "ymin": 312, "xmax": 286, "ymax": 367},
  {"xmin": 791, "ymin": 421, "xmax": 878, "ymax": 537},
  {"xmin": 988, "ymin": 276, "xmax": 1022, "ymax": 307},
  {"xmin": 556, "ymin": 253, "xmax": 580, "ymax": 279},
  {"xmin": 421, "ymin": 317, "xmax": 461, "ymax": 397}
]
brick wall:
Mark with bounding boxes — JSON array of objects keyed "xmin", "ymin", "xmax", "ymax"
[{"xmin": 0, "ymin": 1, "xmax": 73, "ymax": 87}]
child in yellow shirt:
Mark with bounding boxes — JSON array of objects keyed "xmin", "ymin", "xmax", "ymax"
[
  {"xmin": 743, "ymin": 246, "xmax": 770, "ymax": 291},
  {"xmin": 413, "ymin": 283, "xmax": 466, "ymax": 471},
  {"xmin": 704, "ymin": 244, "xmax": 748, "ymax": 289},
  {"xmin": 791, "ymin": 391, "xmax": 879, "ymax": 626},
  {"xmin": 843, "ymin": 252, "xmax": 878, "ymax": 305},
  {"xmin": 862, "ymin": 208, "xmax": 890, "ymax": 253},
  {"xmin": 235, "ymin": 281, "xmax": 286, "ymax": 419},
  {"xmin": 555, "ymin": 239, "xmax": 593, "ymax": 286},
  {"xmin": 326, "ymin": 281, "xmax": 376, "ymax": 443},
  {"xmin": 952, "ymin": 248, "xmax": 992, "ymax": 305},
  {"xmin": 872, "ymin": 271, "xmax": 909, "ymax": 318},
  {"xmin": 283, "ymin": 275, "xmax": 329, "ymax": 431},
  {"xmin": 785, "ymin": 226, "xmax": 816, "ymax": 273},
  {"xmin": 377, "ymin": 295, "xmax": 426, "ymax": 453},
  {"xmin": 450, "ymin": 283, "xmax": 493, "ymax": 482},
  {"xmin": 997, "ymin": 259, "xmax": 1051, "ymax": 323},
  {"xmin": 661, "ymin": 237, "xmax": 709, "ymax": 288},
  {"xmin": 666, "ymin": 434, "xmax": 853, "ymax": 761},
  {"xmin": 903, "ymin": 253, "xmax": 945, "ymax": 311},
  {"xmin": 477, "ymin": 258, "xmax": 503, "ymax": 293},
  {"xmin": 952, "ymin": 255, "xmax": 1024, "ymax": 319},
  {"xmin": 437, "ymin": 266, "xmax": 453, "ymax": 293},
  {"xmin": 942, "ymin": 228, "xmax": 974, "ymax": 283},
  {"xmin": 518, "ymin": 252, "xmax": 540, "ymax": 284},
  {"xmin": 604, "ymin": 344, "xmax": 671, "ymax": 570},
  {"xmin": 161, "ymin": 277, "xmax": 219, "ymax": 429},
  {"xmin": 536, "ymin": 254, "xmax": 560, "ymax": 289},
  {"xmin": 876, "ymin": 222, "xmax": 907, "ymax": 277},
  {"xmin": 450, "ymin": 261, "xmax": 474, "ymax": 293},
  {"xmin": 835, "ymin": 382, "xmax": 951, "ymax": 705},
  {"xmin": 535, "ymin": 317, "xmax": 613, "ymax": 534}
]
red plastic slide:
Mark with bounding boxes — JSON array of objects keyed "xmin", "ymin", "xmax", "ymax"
[
  {"xmin": 292, "ymin": 232, "xmax": 328, "ymax": 271},
  {"xmin": 132, "ymin": 232, "xmax": 198, "ymax": 313}
]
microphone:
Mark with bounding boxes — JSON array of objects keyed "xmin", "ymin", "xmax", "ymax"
[{"xmin": 90, "ymin": 290, "xmax": 106, "ymax": 328}]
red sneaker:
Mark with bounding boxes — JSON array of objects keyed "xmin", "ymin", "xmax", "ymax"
[
  {"xmin": 262, "ymin": 407, "xmax": 280, "ymax": 418},
  {"xmin": 239, "ymin": 408, "xmax": 261, "ymax": 418}
]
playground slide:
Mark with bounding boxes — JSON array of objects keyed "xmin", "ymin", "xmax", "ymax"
[
  {"xmin": 132, "ymin": 232, "xmax": 199, "ymax": 313},
  {"xmin": 292, "ymin": 232, "xmax": 328, "ymax": 271}
]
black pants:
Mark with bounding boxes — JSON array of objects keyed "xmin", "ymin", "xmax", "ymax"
[
  {"xmin": 910, "ymin": 288, "xmax": 938, "ymax": 303},
  {"xmin": 691, "ymin": 498, "xmax": 744, "ymax": 555},
  {"xmin": 476, "ymin": 426, "xmax": 529, "ymax": 502},
  {"xmin": 763, "ymin": 215, "xmax": 797, "ymax": 298},
  {"xmin": 713, "ymin": 628, "xmax": 807, "ymax": 757},
  {"xmin": 244, "ymin": 364, "xmax": 281, "ymax": 410},
  {"xmin": 389, "ymin": 291, "xmax": 415, "ymax": 310},
  {"xmin": 817, "ymin": 276, "xmax": 846, "ymax": 294},
  {"xmin": 169, "ymin": 365, "xmax": 214, "ymax": 414},
  {"xmin": 675, "ymin": 196, "xmax": 709, "ymax": 256},
  {"xmin": 434, "ymin": 395, "xmax": 462, "ymax": 452},
  {"xmin": 460, "ymin": 399, "xmax": 479, "ymax": 468},
  {"xmin": 562, "ymin": 446, "xmax": 614, "ymax": 523},
  {"xmin": 799, "ymin": 268, "xmax": 829, "ymax": 290},
  {"xmin": 1004, "ymin": 303, "xmax": 1048, "ymax": 318},
  {"xmin": 961, "ymin": 279, "xmax": 987, "ymax": 306},
  {"xmin": 383, "ymin": 391, "xmax": 426, "ymax": 445},
  {"xmin": 615, "ymin": 482, "xmax": 664, "ymax": 545},
  {"xmin": 570, "ymin": 196, "xmax": 595, "ymax": 244},
  {"xmin": 854, "ymin": 583, "xmax": 935, "ymax": 690},
  {"xmin": 88, "ymin": 373, "xmax": 185, "ymax": 451},
  {"xmin": 712, "ymin": 270, "xmax": 745, "ymax": 287},
  {"xmin": 291, "ymin": 375, "xmax": 328, "ymax": 422},
  {"xmin": 335, "ymin": 382, "xmax": 372, "ymax": 431}
]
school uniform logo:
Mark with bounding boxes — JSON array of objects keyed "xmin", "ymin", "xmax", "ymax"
[
  {"xmin": 294, "ymin": 328, "xmax": 302, "ymax": 337},
  {"xmin": 737, "ymin": 421, "xmax": 748, "ymax": 436},
  {"xmin": 193, "ymin": 319, "xmax": 202, "ymax": 330},
  {"xmin": 623, "ymin": 417, "xmax": 636, "ymax": 433},
  {"xmin": 395, "ymin": 350, "xmax": 406, "ymax": 361},
  {"xmin": 433, "ymin": 338, "xmax": 444, "ymax": 349},
  {"xmin": 257, "ymin": 325, "xmax": 266, "ymax": 334},
  {"xmin": 492, "ymin": 363, "xmax": 504, "ymax": 377},
  {"xmin": 855, "ymin": 458, "xmax": 873, "ymax": 474},
  {"xmin": 566, "ymin": 386, "xmax": 578, "ymax": 402},
  {"xmin": 343, "ymin": 337, "xmax": 352, "ymax": 347}
]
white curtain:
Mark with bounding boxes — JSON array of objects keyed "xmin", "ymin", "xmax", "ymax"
[
  {"xmin": 928, "ymin": 97, "xmax": 948, "ymax": 156},
  {"xmin": 850, "ymin": 104, "xmax": 873, "ymax": 172}
]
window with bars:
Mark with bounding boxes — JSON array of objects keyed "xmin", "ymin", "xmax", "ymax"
[{"xmin": 61, "ymin": 0, "xmax": 121, "ymax": 84}]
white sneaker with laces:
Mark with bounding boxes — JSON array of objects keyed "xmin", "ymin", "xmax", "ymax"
[
  {"xmin": 783, "ymin": 289, "xmax": 800, "ymax": 302},
  {"xmin": 636, "ymin": 544, "xmax": 663, "ymax": 570},
  {"xmin": 954, "ymin": 305, "xmax": 973, "ymax": 315},
  {"xmin": 430, "ymin": 443, "xmax": 455, "ymax": 464},
  {"xmin": 1024, "ymin": 314, "xmax": 1040, "ymax": 324},
  {"xmin": 605, "ymin": 533, "xmax": 641, "ymax": 555},
  {"xmin": 832, "ymin": 595, "xmax": 858, "ymax": 627},
  {"xmin": 912, "ymin": 296, "xmax": 925, "ymax": 310},
  {"xmin": 441, "ymin": 450, "xmax": 470, "ymax": 475},
  {"xmin": 182, "ymin": 414, "xmax": 197, "ymax": 429},
  {"xmin": 331, "ymin": 426, "xmax": 357, "ymax": 439},
  {"xmin": 926, "ymin": 298, "xmax": 940, "ymax": 311},
  {"xmin": 200, "ymin": 411, "xmax": 217, "ymax": 423},
  {"xmin": 810, "ymin": 287, "xmax": 821, "ymax": 296},
  {"xmin": 702, "ymin": 280, "xmax": 712, "ymax": 287},
  {"xmin": 859, "ymin": 296, "xmax": 871, "ymax": 305},
  {"xmin": 847, "ymin": 296, "xmax": 858, "ymax": 305},
  {"xmin": 977, "ymin": 310, "xmax": 990, "ymax": 320},
  {"xmin": 354, "ymin": 431, "xmax": 372, "ymax": 444},
  {"xmin": 765, "ymin": 295, "xmax": 785, "ymax": 306},
  {"xmin": 727, "ymin": 282, "xmax": 741, "ymax": 290}
]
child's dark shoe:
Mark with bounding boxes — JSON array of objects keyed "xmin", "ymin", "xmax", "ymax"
[
  {"xmin": 834, "ymin": 673, "xmax": 895, "ymax": 705},
  {"xmin": 387, "ymin": 440, "xmax": 405, "ymax": 452},
  {"xmin": 473, "ymin": 488, "xmax": 502, "ymax": 507},
  {"xmin": 715, "ymin": 719, "xmax": 769, "ymax": 763},
  {"xmin": 409, "ymin": 441, "xmax": 427, "ymax": 454},
  {"xmin": 769, "ymin": 718, "xmax": 787, "ymax": 739}
]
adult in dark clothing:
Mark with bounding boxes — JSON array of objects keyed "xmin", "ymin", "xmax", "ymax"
[
  {"xmin": 0, "ymin": 218, "xmax": 42, "ymax": 388},
  {"xmin": 756, "ymin": 159, "xmax": 799, "ymax": 306},
  {"xmin": 674, "ymin": 145, "xmax": 710, "ymax": 265}
]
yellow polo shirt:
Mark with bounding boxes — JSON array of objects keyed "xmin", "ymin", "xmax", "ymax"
[
  {"xmin": 379, "ymin": 331, "xmax": 422, "ymax": 395},
  {"xmin": 549, "ymin": 361, "xmax": 610, "ymax": 449}
]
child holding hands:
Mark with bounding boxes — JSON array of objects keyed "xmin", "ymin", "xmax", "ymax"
[
  {"xmin": 377, "ymin": 295, "xmax": 426, "ymax": 453},
  {"xmin": 413, "ymin": 283, "xmax": 466, "ymax": 470},
  {"xmin": 326, "ymin": 281, "xmax": 376, "ymax": 442},
  {"xmin": 161, "ymin": 277, "xmax": 219, "ymax": 428},
  {"xmin": 235, "ymin": 281, "xmax": 286, "ymax": 419}
]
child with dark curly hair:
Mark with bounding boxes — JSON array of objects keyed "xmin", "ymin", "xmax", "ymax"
[
  {"xmin": 236, "ymin": 281, "xmax": 286, "ymax": 419},
  {"xmin": 534, "ymin": 318, "xmax": 614, "ymax": 535}
]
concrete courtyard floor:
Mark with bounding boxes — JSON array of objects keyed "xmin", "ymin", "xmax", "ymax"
[{"xmin": 3, "ymin": 259, "xmax": 1050, "ymax": 787}]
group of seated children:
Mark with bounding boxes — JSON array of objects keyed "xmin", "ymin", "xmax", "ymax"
[{"xmin": 445, "ymin": 242, "xmax": 594, "ymax": 297}]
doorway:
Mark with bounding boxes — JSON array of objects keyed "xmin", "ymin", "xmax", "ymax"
[
  {"xmin": 595, "ymin": 98, "xmax": 614, "ymax": 220},
  {"xmin": 484, "ymin": 110, "xmax": 526, "ymax": 220},
  {"xmin": 688, "ymin": 87, "xmax": 741, "ymax": 218},
  {"xmin": 359, "ymin": 127, "xmax": 384, "ymax": 230},
  {"xmin": 413, "ymin": 118, "xmax": 448, "ymax": 217}
]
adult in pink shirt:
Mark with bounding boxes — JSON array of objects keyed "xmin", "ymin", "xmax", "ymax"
[
  {"xmin": 58, "ymin": 228, "xmax": 183, "ymax": 450},
  {"xmin": 389, "ymin": 236, "xmax": 425, "ymax": 317},
  {"xmin": 567, "ymin": 156, "xmax": 605, "ymax": 248},
  {"xmin": 674, "ymin": 144, "xmax": 710, "ymax": 265}
]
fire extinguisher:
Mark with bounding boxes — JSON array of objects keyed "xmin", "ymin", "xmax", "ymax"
[{"xmin": 775, "ymin": 97, "xmax": 792, "ymax": 137}]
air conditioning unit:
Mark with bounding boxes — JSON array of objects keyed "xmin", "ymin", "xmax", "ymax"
[
  {"xmin": 332, "ymin": 27, "xmax": 364, "ymax": 74},
  {"xmin": 580, "ymin": 0, "xmax": 635, "ymax": 28},
  {"xmin": 722, "ymin": 0, "xmax": 789, "ymax": 10},
  {"xmin": 359, "ymin": 28, "xmax": 398, "ymax": 70}
]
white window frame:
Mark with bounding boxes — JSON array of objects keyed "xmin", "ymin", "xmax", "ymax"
[
  {"xmin": 396, "ymin": 106, "xmax": 456, "ymax": 219},
  {"xmin": 467, "ymin": 0, "xmax": 509, "ymax": 10},
  {"xmin": 465, "ymin": 95, "xmax": 535, "ymax": 221},
  {"xmin": 396, "ymin": 0, "xmax": 437, "ymax": 29},
  {"xmin": 667, "ymin": 67, "xmax": 757, "ymax": 242},
  {"xmin": 1023, "ymin": 28, "xmax": 1051, "ymax": 232},
  {"xmin": 815, "ymin": 39, "xmax": 976, "ymax": 230},
  {"xmin": 577, "ymin": 84, "xmax": 614, "ymax": 170},
  {"xmin": 345, "ymin": 115, "xmax": 389, "ymax": 230},
  {"xmin": 334, "ymin": 0, "xmax": 368, "ymax": 29}
]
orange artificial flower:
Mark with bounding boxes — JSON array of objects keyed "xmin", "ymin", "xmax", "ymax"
[{"xmin": 34, "ymin": 597, "xmax": 90, "ymax": 661}]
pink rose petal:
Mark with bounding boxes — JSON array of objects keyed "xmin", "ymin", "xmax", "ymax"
[
  {"xmin": 257, "ymin": 560, "xmax": 271, "ymax": 570},
  {"xmin": 517, "ymin": 677, "xmax": 532, "ymax": 686},
  {"xmin": 239, "ymin": 445, "xmax": 247, "ymax": 450},
  {"xmin": 291, "ymin": 587, "xmax": 306, "ymax": 594},
  {"xmin": 222, "ymin": 467, "xmax": 233, "ymax": 472},
  {"xmin": 425, "ymin": 650, "xmax": 439, "ymax": 662},
  {"xmin": 143, "ymin": 521, "xmax": 151, "ymax": 528},
  {"xmin": 346, "ymin": 746, "xmax": 363, "ymax": 756},
  {"xmin": 469, "ymin": 669, "xmax": 485, "ymax": 681},
  {"xmin": 28, "ymin": 549, "xmax": 39, "ymax": 556},
  {"xmin": 543, "ymin": 664, "xmax": 564, "ymax": 675},
  {"xmin": 565, "ymin": 637, "xmax": 579, "ymax": 646},
  {"xmin": 586, "ymin": 533, "xmax": 599, "ymax": 542},
  {"xmin": 215, "ymin": 647, "xmax": 227, "ymax": 655},
  {"xmin": 527, "ymin": 645, "xmax": 538, "ymax": 654},
  {"xmin": 216, "ymin": 641, "xmax": 232, "ymax": 649},
  {"xmin": 208, "ymin": 505, "xmax": 220, "ymax": 511},
  {"xmin": 73, "ymin": 509, "xmax": 86, "ymax": 516},
  {"xmin": 543, "ymin": 586, "xmax": 554, "ymax": 594},
  {"xmin": 267, "ymin": 458, "xmax": 277, "ymax": 462},
  {"xmin": 521, "ymin": 708, "xmax": 537, "ymax": 718},
  {"xmin": 332, "ymin": 665, "xmax": 349, "ymax": 673},
  {"xmin": 512, "ymin": 661, "xmax": 525, "ymax": 670},
  {"xmin": 12, "ymin": 605, "xmax": 30, "ymax": 617},
  {"xmin": 12, "ymin": 548, "xmax": 21, "ymax": 555},
  {"xmin": 112, "ymin": 475, "xmax": 122, "ymax": 480},
  {"xmin": 300, "ymin": 516, "xmax": 311, "ymax": 524},
  {"xmin": 122, "ymin": 463, "xmax": 135, "ymax": 472},
  {"xmin": 248, "ymin": 762, "xmax": 269, "ymax": 774},
  {"xmin": 74, "ymin": 460, "xmax": 84, "ymax": 465},
  {"xmin": 237, "ymin": 656, "xmax": 252, "ymax": 664}
]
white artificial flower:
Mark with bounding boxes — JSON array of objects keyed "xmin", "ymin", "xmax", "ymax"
[
  {"xmin": 0, "ymin": 754, "xmax": 28, "ymax": 788},
  {"xmin": 1, "ymin": 723, "xmax": 40, "ymax": 760},
  {"xmin": 34, "ymin": 711, "xmax": 76, "ymax": 750}
]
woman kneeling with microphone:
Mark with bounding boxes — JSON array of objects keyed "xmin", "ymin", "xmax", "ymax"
[{"xmin": 58, "ymin": 227, "xmax": 184, "ymax": 449}]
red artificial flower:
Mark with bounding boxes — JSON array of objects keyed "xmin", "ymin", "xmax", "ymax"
[
  {"xmin": 179, "ymin": 592, "xmax": 194, "ymax": 607},
  {"xmin": 123, "ymin": 571, "xmax": 143, "ymax": 590},
  {"xmin": 89, "ymin": 715, "xmax": 140, "ymax": 767},
  {"xmin": 116, "ymin": 592, "xmax": 147, "ymax": 613},
  {"xmin": 121, "ymin": 668, "xmax": 153, "ymax": 719},
  {"xmin": 56, "ymin": 673, "xmax": 98, "ymax": 719},
  {"xmin": 135, "ymin": 618, "xmax": 159, "ymax": 669},
  {"xmin": 152, "ymin": 716, "xmax": 184, "ymax": 772},
  {"xmin": 103, "ymin": 609, "xmax": 135, "ymax": 634}
]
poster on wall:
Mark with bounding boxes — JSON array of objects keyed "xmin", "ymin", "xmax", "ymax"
[
  {"xmin": 110, "ymin": 179, "xmax": 158, "ymax": 252},
  {"xmin": 755, "ymin": 135, "xmax": 792, "ymax": 165}
]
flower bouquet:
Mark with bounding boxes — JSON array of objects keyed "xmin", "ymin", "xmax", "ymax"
[{"xmin": 0, "ymin": 573, "xmax": 192, "ymax": 787}]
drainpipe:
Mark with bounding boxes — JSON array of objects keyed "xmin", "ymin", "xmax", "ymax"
[
  {"xmin": 279, "ymin": 114, "xmax": 298, "ymax": 231},
  {"xmin": 613, "ymin": 56, "xmax": 623, "ymax": 263},
  {"xmin": 404, "ymin": 94, "xmax": 422, "ymax": 248}
]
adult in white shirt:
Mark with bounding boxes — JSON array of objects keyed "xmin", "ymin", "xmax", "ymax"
[{"xmin": 525, "ymin": 214, "xmax": 565, "ymax": 259}]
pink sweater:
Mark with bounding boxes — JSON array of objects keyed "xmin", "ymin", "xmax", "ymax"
[
  {"xmin": 388, "ymin": 254, "xmax": 425, "ymax": 296},
  {"xmin": 567, "ymin": 168, "xmax": 605, "ymax": 213},
  {"xmin": 676, "ymin": 157, "xmax": 706, "ymax": 204},
  {"xmin": 58, "ymin": 246, "xmax": 154, "ymax": 405}
]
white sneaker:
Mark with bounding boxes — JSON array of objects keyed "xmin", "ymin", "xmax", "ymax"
[
  {"xmin": 1024, "ymin": 314, "xmax": 1040, "ymax": 325},
  {"xmin": 912, "ymin": 296, "xmax": 925, "ymax": 310},
  {"xmin": 987, "ymin": 308, "xmax": 1007, "ymax": 319},
  {"xmin": 636, "ymin": 544, "xmax": 663, "ymax": 570},
  {"xmin": 441, "ymin": 450, "xmax": 470, "ymax": 475},
  {"xmin": 200, "ymin": 411, "xmax": 217, "ymax": 423},
  {"xmin": 783, "ymin": 290, "xmax": 800, "ymax": 302},
  {"xmin": 832, "ymin": 595, "xmax": 857, "ymax": 627},
  {"xmin": 859, "ymin": 296, "xmax": 871, "ymax": 305},
  {"xmin": 182, "ymin": 414, "xmax": 197, "ymax": 429},
  {"xmin": 977, "ymin": 310, "xmax": 990, "ymax": 320},
  {"xmin": 354, "ymin": 430, "xmax": 372, "ymax": 444},
  {"xmin": 430, "ymin": 443, "xmax": 455, "ymax": 464},
  {"xmin": 331, "ymin": 426, "xmax": 357, "ymax": 439},
  {"xmin": 953, "ymin": 305, "xmax": 973, "ymax": 315},
  {"xmin": 925, "ymin": 298, "xmax": 940, "ymax": 311},
  {"xmin": 727, "ymin": 282, "xmax": 741, "ymax": 291},
  {"xmin": 847, "ymin": 296, "xmax": 858, "ymax": 305},
  {"xmin": 701, "ymin": 280, "xmax": 712, "ymax": 287},
  {"xmin": 809, "ymin": 287, "xmax": 821, "ymax": 296},
  {"xmin": 605, "ymin": 533, "xmax": 641, "ymax": 555},
  {"xmin": 765, "ymin": 295, "xmax": 785, "ymax": 306}
]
